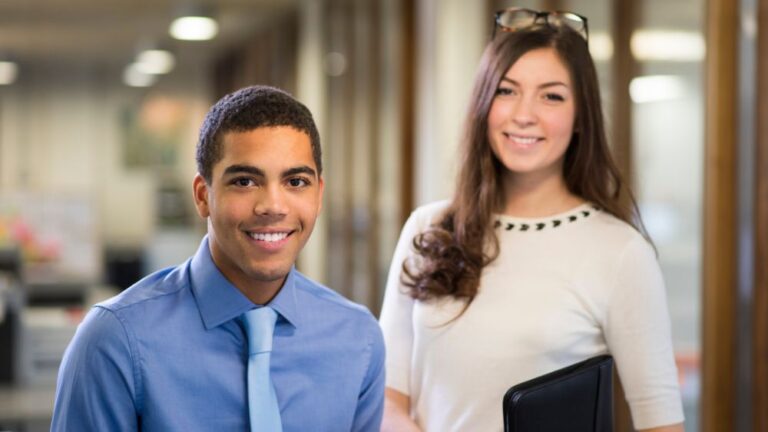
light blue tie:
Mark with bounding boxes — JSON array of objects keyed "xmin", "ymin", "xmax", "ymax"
[{"xmin": 243, "ymin": 307, "xmax": 282, "ymax": 432}]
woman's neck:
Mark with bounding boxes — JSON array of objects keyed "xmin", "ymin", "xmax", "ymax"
[{"xmin": 500, "ymin": 172, "xmax": 584, "ymax": 218}]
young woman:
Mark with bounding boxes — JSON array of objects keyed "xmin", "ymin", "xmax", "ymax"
[{"xmin": 379, "ymin": 8, "xmax": 684, "ymax": 432}]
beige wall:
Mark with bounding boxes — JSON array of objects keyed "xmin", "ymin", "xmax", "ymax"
[{"xmin": 0, "ymin": 62, "xmax": 210, "ymax": 248}]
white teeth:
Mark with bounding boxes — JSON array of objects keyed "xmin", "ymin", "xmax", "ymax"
[
  {"xmin": 507, "ymin": 134, "xmax": 539, "ymax": 145},
  {"xmin": 249, "ymin": 232, "xmax": 289, "ymax": 242}
]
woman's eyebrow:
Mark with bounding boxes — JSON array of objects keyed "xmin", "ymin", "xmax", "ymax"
[{"xmin": 500, "ymin": 77, "xmax": 569, "ymax": 89}]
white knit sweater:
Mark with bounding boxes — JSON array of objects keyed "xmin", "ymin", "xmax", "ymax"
[{"xmin": 379, "ymin": 201, "xmax": 684, "ymax": 431}]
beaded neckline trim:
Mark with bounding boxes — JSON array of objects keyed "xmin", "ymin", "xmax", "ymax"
[{"xmin": 494, "ymin": 205, "xmax": 601, "ymax": 232}]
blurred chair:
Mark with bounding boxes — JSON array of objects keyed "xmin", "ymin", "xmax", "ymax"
[
  {"xmin": 104, "ymin": 247, "xmax": 145, "ymax": 292},
  {"xmin": 0, "ymin": 248, "xmax": 22, "ymax": 384}
]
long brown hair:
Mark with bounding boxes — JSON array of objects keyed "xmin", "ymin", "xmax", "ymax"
[{"xmin": 402, "ymin": 25, "xmax": 646, "ymax": 305}]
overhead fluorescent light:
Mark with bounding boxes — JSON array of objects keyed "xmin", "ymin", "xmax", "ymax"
[
  {"xmin": 135, "ymin": 50, "xmax": 175, "ymax": 74},
  {"xmin": 170, "ymin": 16, "xmax": 218, "ymax": 41},
  {"xmin": 629, "ymin": 75, "xmax": 685, "ymax": 103},
  {"xmin": 0, "ymin": 61, "xmax": 19, "ymax": 85},
  {"xmin": 588, "ymin": 32, "xmax": 614, "ymax": 62},
  {"xmin": 631, "ymin": 30, "xmax": 705, "ymax": 62},
  {"xmin": 123, "ymin": 64, "xmax": 157, "ymax": 87}
]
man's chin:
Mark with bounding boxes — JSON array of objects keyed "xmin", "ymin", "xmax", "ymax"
[{"xmin": 248, "ymin": 267, "xmax": 291, "ymax": 284}]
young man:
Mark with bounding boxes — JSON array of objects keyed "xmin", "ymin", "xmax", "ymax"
[{"xmin": 51, "ymin": 86, "xmax": 385, "ymax": 431}]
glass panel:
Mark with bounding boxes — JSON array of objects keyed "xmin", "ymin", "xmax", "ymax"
[{"xmin": 630, "ymin": 1, "xmax": 704, "ymax": 430}]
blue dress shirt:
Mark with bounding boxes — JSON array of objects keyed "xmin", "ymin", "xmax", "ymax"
[{"xmin": 51, "ymin": 237, "xmax": 385, "ymax": 431}]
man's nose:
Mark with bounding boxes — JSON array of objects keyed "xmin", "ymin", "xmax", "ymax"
[{"xmin": 253, "ymin": 185, "xmax": 288, "ymax": 216}]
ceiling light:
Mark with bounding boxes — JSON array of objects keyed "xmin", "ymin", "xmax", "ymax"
[
  {"xmin": 631, "ymin": 30, "xmax": 705, "ymax": 62},
  {"xmin": 170, "ymin": 16, "xmax": 218, "ymax": 41},
  {"xmin": 588, "ymin": 32, "xmax": 614, "ymax": 62},
  {"xmin": 629, "ymin": 75, "xmax": 685, "ymax": 103},
  {"xmin": 135, "ymin": 49, "xmax": 175, "ymax": 74},
  {"xmin": 123, "ymin": 64, "xmax": 157, "ymax": 87},
  {"xmin": 0, "ymin": 61, "xmax": 19, "ymax": 85}
]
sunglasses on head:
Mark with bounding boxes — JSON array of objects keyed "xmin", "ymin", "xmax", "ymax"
[{"xmin": 493, "ymin": 8, "xmax": 589, "ymax": 42}]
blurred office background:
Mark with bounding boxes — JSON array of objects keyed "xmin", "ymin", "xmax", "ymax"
[{"xmin": 0, "ymin": 0, "xmax": 765, "ymax": 431}]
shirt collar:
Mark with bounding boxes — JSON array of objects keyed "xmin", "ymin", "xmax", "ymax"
[
  {"xmin": 189, "ymin": 235, "xmax": 302, "ymax": 330},
  {"xmin": 267, "ymin": 267, "xmax": 302, "ymax": 328}
]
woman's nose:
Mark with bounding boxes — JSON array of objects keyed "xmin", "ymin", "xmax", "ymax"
[{"xmin": 511, "ymin": 98, "xmax": 537, "ymax": 127}]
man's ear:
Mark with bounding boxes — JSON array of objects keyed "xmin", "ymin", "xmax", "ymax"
[{"xmin": 192, "ymin": 173, "xmax": 211, "ymax": 218}]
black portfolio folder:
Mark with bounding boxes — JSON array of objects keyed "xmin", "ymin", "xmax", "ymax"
[{"xmin": 503, "ymin": 355, "xmax": 614, "ymax": 432}]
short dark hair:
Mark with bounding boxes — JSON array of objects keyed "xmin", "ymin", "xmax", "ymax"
[{"xmin": 196, "ymin": 85, "xmax": 322, "ymax": 183}]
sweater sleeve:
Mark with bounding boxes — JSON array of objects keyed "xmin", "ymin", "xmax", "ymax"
[
  {"xmin": 378, "ymin": 206, "xmax": 430, "ymax": 395},
  {"xmin": 604, "ymin": 235, "xmax": 684, "ymax": 429}
]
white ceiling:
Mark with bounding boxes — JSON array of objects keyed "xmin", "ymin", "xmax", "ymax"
[
  {"xmin": 0, "ymin": 0, "xmax": 297, "ymax": 68},
  {"xmin": 0, "ymin": 0, "xmax": 705, "ymax": 80}
]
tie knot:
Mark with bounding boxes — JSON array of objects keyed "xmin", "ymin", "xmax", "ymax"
[{"xmin": 243, "ymin": 307, "xmax": 277, "ymax": 355}]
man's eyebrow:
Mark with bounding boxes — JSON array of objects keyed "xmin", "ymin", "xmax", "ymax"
[
  {"xmin": 222, "ymin": 164, "xmax": 265, "ymax": 177},
  {"xmin": 221, "ymin": 164, "xmax": 317, "ymax": 178},
  {"xmin": 283, "ymin": 166, "xmax": 317, "ymax": 178},
  {"xmin": 500, "ymin": 77, "xmax": 569, "ymax": 89}
]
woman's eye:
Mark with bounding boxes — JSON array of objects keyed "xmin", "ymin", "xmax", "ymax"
[
  {"xmin": 543, "ymin": 93, "xmax": 565, "ymax": 102},
  {"xmin": 495, "ymin": 87, "xmax": 514, "ymax": 96}
]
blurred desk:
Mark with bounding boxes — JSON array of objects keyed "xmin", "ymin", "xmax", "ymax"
[{"xmin": 0, "ymin": 385, "xmax": 55, "ymax": 428}]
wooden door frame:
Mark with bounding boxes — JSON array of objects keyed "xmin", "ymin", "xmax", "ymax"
[
  {"xmin": 610, "ymin": 1, "xmax": 639, "ymax": 430},
  {"xmin": 754, "ymin": 0, "xmax": 768, "ymax": 429},
  {"xmin": 400, "ymin": 0, "xmax": 415, "ymax": 223},
  {"xmin": 702, "ymin": 0, "xmax": 739, "ymax": 429}
]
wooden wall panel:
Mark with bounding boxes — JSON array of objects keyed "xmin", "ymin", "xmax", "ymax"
[
  {"xmin": 754, "ymin": 0, "xmax": 768, "ymax": 429},
  {"xmin": 611, "ymin": 1, "xmax": 638, "ymax": 430},
  {"xmin": 324, "ymin": 0, "xmax": 355, "ymax": 301},
  {"xmin": 212, "ymin": 13, "xmax": 298, "ymax": 98},
  {"xmin": 400, "ymin": 0, "xmax": 415, "ymax": 223},
  {"xmin": 702, "ymin": 0, "xmax": 739, "ymax": 430},
  {"xmin": 323, "ymin": 0, "xmax": 410, "ymax": 312}
]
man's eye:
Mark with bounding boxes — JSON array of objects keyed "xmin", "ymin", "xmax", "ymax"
[
  {"xmin": 288, "ymin": 178, "xmax": 309, "ymax": 187},
  {"xmin": 233, "ymin": 178, "xmax": 254, "ymax": 187}
]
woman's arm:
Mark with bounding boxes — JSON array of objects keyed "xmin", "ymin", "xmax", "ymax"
[
  {"xmin": 379, "ymin": 208, "xmax": 435, "ymax": 432},
  {"xmin": 381, "ymin": 388, "xmax": 421, "ymax": 432},
  {"xmin": 605, "ymin": 236, "xmax": 686, "ymax": 430}
]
